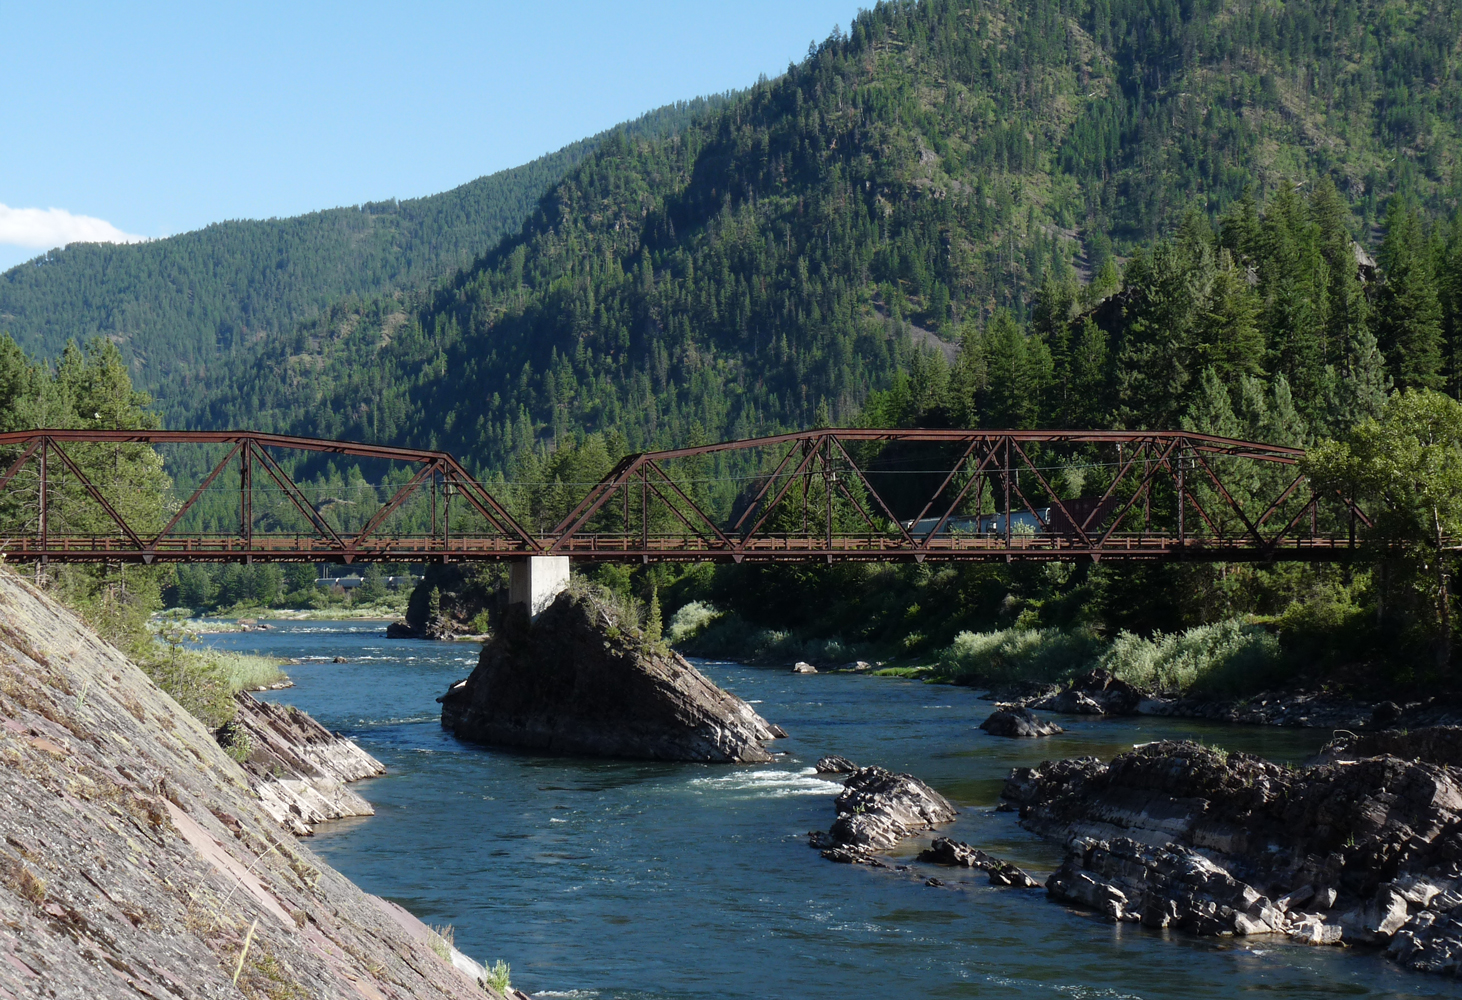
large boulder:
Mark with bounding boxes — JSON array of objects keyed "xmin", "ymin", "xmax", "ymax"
[
  {"xmin": 810, "ymin": 765, "xmax": 956, "ymax": 860},
  {"xmin": 1030, "ymin": 668, "xmax": 1142, "ymax": 716},
  {"xmin": 440, "ymin": 586, "xmax": 784, "ymax": 762},
  {"xmin": 980, "ymin": 706, "xmax": 1063, "ymax": 738}
]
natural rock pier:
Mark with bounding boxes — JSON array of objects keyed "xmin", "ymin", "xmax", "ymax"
[{"xmin": 441, "ymin": 585, "xmax": 785, "ymax": 762}]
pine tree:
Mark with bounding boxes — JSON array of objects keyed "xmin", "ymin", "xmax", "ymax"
[
  {"xmin": 646, "ymin": 586, "xmax": 663, "ymax": 645},
  {"xmin": 1376, "ymin": 201, "xmax": 1445, "ymax": 391}
]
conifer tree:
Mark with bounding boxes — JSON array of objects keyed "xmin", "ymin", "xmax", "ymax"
[{"xmin": 1376, "ymin": 201, "xmax": 1445, "ymax": 391}]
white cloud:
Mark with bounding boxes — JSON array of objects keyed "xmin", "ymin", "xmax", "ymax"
[{"xmin": 0, "ymin": 203, "xmax": 147, "ymax": 250}]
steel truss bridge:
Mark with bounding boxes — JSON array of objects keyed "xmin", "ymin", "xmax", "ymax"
[{"xmin": 0, "ymin": 428, "xmax": 1372, "ymax": 566}]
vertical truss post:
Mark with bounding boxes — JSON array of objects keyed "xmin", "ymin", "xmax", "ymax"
[
  {"xmin": 1003, "ymin": 437, "xmax": 1012, "ymax": 546},
  {"xmin": 38, "ymin": 439, "xmax": 48, "ymax": 561},
  {"xmin": 443, "ymin": 479, "xmax": 453, "ymax": 561},
  {"xmin": 240, "ymin": 441, "xmax": 253, "ymax": 558},
  {"xmin": 1177, "ymin": 443, "xmax": 1186, "ymax": 544},
  {"xmin": 640, "ymin": 469, "xmax": 648, "ymax": 553},
  {"xmin": 1143, "ymin": 454, "xmax": 1151, "ymax": 530},
  {"xmin": 824, "ymin": 444, "xmax": 834, "ymax": 553}
]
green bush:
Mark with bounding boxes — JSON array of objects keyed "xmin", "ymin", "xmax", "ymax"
[
  {"xmin": 1100, "ymin": 618, "xmax": 1284, "ymax": 696},
  {"xmin": 482, "ymin": 960, "xmax": 511, "ymax": 994},
  {"xmin": 667, "ymin": 600, "xmax": 722, "ymax": 644},
  {"xmin": 933, "ymin": 627, "xmax": 1102, "ymax": 686}
]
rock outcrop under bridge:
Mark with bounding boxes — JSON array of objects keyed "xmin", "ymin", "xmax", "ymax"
[{"xmin": 440, "ymin": 585, "xmax": 785, "ymax": 762}]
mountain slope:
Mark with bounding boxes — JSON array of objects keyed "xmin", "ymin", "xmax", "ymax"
[
  {"xmin": 0, "ymin": 96, "xmax": 728, "ymax": 417},
  {"xmin": 186, "ymin": 0, "xmax": 1460, "ymax": 471}
]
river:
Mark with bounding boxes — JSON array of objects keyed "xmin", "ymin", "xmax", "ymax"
[{"xmin": 200, "ymin": 620, "xmax": 1462, "ymax": 999}]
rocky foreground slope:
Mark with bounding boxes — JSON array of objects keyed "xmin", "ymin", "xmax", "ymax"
[
  {"xmin": 441, "ymin": 586, "xmax": 783, "ymax": 762},
  {"xmin": 0, "ymin": 568, "xmax": 508, "ymax": 1000},
  {"xmin": 225, "ymin": 694, "xmax": 387, "ymax": 836},
  {"xmin": 1002, "ymin": 739, "xmax": 1462, "ymax": 975}
]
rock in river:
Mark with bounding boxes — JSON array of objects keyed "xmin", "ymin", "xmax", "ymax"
[
  {"xmin": 816, "ymin": 754, "xmax": 858, "ymax": 774},
  {"xmin": 1001, "ymin": 739, "xmax": 1462, "ymax": 976},
  {"xmin": 917, "ymin": 837, "xmax": 1040, "ymax": 887},
  {"xmin": 810, "ymin": 765, "xmax": 956, "ymax": 861},
  {"xmin": 979, "ymin": 706, "xmax": 1063, "ymax": 738},
  {"xmin": 440, "ymin": 585, "xmax": 785, "ymax": 762}
]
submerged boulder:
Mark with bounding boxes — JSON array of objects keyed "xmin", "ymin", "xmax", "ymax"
[{"xmin": 440, "ymin": 585, "xmax": 784, "ymax": 762}]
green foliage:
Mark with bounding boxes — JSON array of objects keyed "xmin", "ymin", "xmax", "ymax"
[
  {"xmin": 481, "ymin": 960, "xmax": 512, "ymax": 995},
  {"xmin": 645, "ymin": 586, "xmax": 663, "ymax": 646},
  {"xmin": 177, "ymin": 0, "xmax": 1462, "ymax": 471},
  {"xmin": 934, "ymin": 627, "xmax": 1103, "ymax": 686},
  {"xmin": 1100, "ymin": 619, "xmax": 1286, "ymax": 696},
  {"xmin": 1303, "ymin": 389, "xmax": 1462, "ymax": 666},
  {"xmin": 666, "ymin": 600, "xmax": 722, "ymax": 644}
]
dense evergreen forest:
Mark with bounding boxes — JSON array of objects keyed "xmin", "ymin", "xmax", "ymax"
[
  {"xmin": 186, "ymin": 0, "xmax": 1461, "ymax": 474},
  {"xmin": 0, "ymin": 96, "xmax": 729, "ymax": 419}
]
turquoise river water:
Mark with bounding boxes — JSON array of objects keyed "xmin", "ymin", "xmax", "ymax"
[{"xmin": 198, "ymin": 620, "xmax": 1462, "ymax": 1000}]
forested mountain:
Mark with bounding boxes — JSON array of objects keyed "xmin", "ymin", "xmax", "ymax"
[
  {"xmin": 0, "ymin": 97, "xmax": 728, "ymax": 418},
  {"xmin": 187, "ymin": 0, "xmax": 1462, "ymax": 475}
]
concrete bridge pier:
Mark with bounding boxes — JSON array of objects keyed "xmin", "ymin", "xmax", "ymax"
[{"xmin": 508, "ymin": 556, "xmax": 571, "ymax": 620}]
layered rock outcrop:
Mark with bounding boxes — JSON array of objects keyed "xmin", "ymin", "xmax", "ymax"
[
  {"xmin": 810, "ymin": 764, "xmax": 956, "ymax": 862},
  {"xmin": 223, "ymin": 694, "xmax": 386, "ymax": 835},
  {"xmin": 441, "ymin": 586, "xmax": 784, "ymax": 762},
  {"xmin": 0, "ymin": 568, "xmax": 499, "ymax": 999},
  {"xmin": 1002, "ymin": 740, "xmax": 1462, "ymax": 975}
]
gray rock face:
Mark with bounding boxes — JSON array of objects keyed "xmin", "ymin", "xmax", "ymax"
[
  {"xmin": 980, "ymin": 706, "xmax": 1063, "ymax": 738},
  {"xmin": 223, "ymin": 694, "xmax": 386, "ymax": 835},
  {"xmin": 1029, "ymin": 669, "xmax": 1142, "ymax": 716},
  {"xmin": 0, "ymin": 570, "xmax": 491, "ymax": 999},
  {"xmin": 810, "ymin": 765, "xmax": 956, "ymax": 860},
  {"xmin": 816, "ymin": 754, "xmax": 858, "ymax": 773},
  {"xmin": 1322, "ymin": 726, "xmax": 1462, "ymax": 769},
  {"xmin": 440, "ymin": 587, "xmax": 784, "ymax": 762},
  {"xmin": 1002, "ymin": 739, "xmax": 1462, "ymax": 976}
]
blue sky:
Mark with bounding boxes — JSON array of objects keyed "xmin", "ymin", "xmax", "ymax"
[{"xmin": 0, "ymin": 1, "xmax": 862, "ymax": 271}]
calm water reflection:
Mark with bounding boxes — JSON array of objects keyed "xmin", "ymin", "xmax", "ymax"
[{"xmin": 197, "ymin": 621, "xmax": 1461, "ymax": 1000}]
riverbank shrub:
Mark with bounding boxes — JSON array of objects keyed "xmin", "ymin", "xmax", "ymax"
[
  {"xmin": 482, "ymin": 960, "xmax": 511, "ymax": 994},
  {"xmin": 141, "ymin": 622, "xmax": 287, "ymax": 729},
  {"xmin": 667, "ymin": 601, "xmax": 721, "ymax": 644},
  {"xmin": 1100, "ymin": 618, "xmax": 1285, "ymax": 695},
  {"xmin": 933, "ymin": 627, "xmax": 1103, "ymax": 686}
]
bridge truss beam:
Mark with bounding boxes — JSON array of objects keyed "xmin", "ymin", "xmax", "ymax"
[{"xmin": 0, "ymin": 428, "xmax": 1372, "ymax": 565}]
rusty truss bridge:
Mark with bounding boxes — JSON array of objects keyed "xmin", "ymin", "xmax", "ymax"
[{"xmin": 0, "ymin": 428, "xmax": 1371, "ymax": 566}]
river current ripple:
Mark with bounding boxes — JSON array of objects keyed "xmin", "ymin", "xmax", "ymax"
[{"xmin": 198, "ymin": 621, "xmax": 1462, "ymax": 999}]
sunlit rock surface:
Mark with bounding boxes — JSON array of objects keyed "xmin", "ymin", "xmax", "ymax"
[{"xmin": 441, "ymin": 586, "xmax": 785, "ymax": 763}]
